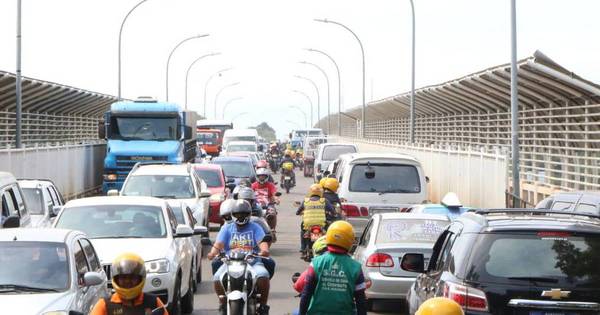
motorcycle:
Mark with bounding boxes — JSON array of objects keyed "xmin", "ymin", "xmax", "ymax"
[
  {"xmin": 282, "ymin": 169, "xmax": 295, "ymax": 194},
  {"xmin": 295, "ymin": 154, "xmax": 304, "ymax": 171},
  {"xmin": 268, "ymin": 153, "xmax": 280, "ymax": 174},
  {"xmin": 217, "ymin": 251, "xmax": 260, "ymax": 315},
  {"xmin": 303, "ymin": 156, "xmax": 314, "ymax": 178},
  {"xmin": 302, "ymin": 225, "xmax": 325, "ymax": 262}
]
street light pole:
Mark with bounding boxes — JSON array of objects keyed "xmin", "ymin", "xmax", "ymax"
[
  {"xmin": 214, "ymin": 82, "xmax": 240, "ymax": 119},
  {"xmin": 231, "ymin": 112, "xmax": 249, "ymax": 123},
  {"xmin": 203, "ymin": 68, "xmax": 233, "ymax": 118},
  {"xmin": 15, "ymin": 0, "xmax": 22, "ymax": 148},
  {"xmin": 408, "ymin": 0, "xmax": 416, "ymax": 143},
  {"xmin": 222, "ymin": 97, "xmax": 243, "ymax": 119},
  {"xmin": 292, "ymin": 90, "xmax": 314, "ymax": 127},
  {"xmin": 306, "ymin": 48, "xmax": 342, "ymax": 135},
  {"xmin": 166, "ymin": 34, "xmax": 210, "ymax": 102},
  {"xmin": 118, "ymin": 0, "xmax": 151, "ymax": 100},
  {"xmin": 510, "ymin": 0, "xmax": 521, "ymax": 203},
  {"xmin": 289, "ymin": 106, "xmax": 308, "ymax": 128},
  {"xmin": 315, "ymin": 18, "xmax": 365, "ymax": 138},
  {"xmin": 300, "ymin": 61, "xmax": 330, "ymax": 134},
  {"xmin": 295, "ymin": 76, "xmax": 320, "ymax": 128},
  {"xmin": 286, "ymin": 120, "xmax": 302, "ymax": 129},
  {"xmin": 184, "ymin": 52, "xmax": 220, "ymax": 109}
]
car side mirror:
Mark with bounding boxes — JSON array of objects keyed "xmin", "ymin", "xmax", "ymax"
[
  {"xmin": 51, "ymin": 206, "xmax": 62, "ymax": 218},
  {"xmin": 193, "ymin": 224, "xmax": 208, "ymax": 236},
  {"xmin": 201, "ymin": 237, "xmax": 213, "ymax": 246},
  {"xmin": 275, "ymin": 192, "xmax": 282, "ymax": 197},
  {"xmin": 175, "ymin": 225, "xmax": 194, "ymax": 237},
  {"xmin": 226, "ymin": 178, "xmax": 235, "ymax": 184},
  {"xmin": 83, "ymin": 271, "xmax": 104, "ymax": 287},
  {"xmin": 2, "ymin": 215, "xmax": 20, "ymax": 229},
  {"xmin": 183, "ymin": 126, "xmax": 193, "ymax": 140},
  {"xmin": 400, "ymin": 253, "xmax": 425, "ymax": 273},
  {"xmin": 107, "ymin": 189, "xmax": 119, "ymax": 197},
  {"xmin": 199, "ymin": 191, "xmax": 211, "ymax": 199}
]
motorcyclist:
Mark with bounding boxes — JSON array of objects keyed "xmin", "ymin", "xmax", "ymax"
[
  {"xmin": 299, "ymin": 221, "xmax": 367, "ymax": 315},
  {"xmin": 322, "ymin": 178, "xmax": 342, "ymax": 219},
  {"xmin": 415, "ymin": 297, "xmax": 464, "ymax": 315},
  {"xmin": 295, "ymin": 184, "xmax": 336, "ymax": 259},
  {"xmin": 280, "ymin": 150, "xmax": 297, "ymax": 186},
  {"xmin": 90, "ymin": 253, "xmax": 168, "ymax": 315},
  {"xmin": 293, "ymin": 236, "xmax": 327, "ymax": 293},
  {"xmin": 256, "ymin": 160, "xmax": 275, "ymax": 183},
  {"xmin": 252, "ymin": 168, "xmax": 279, "ymax": 206},
  {"xmin": 208, "ymin": 200, "xmax": 272, "ymax": 315}
]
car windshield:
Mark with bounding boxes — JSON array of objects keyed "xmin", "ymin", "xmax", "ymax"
[
  {"xmin": 195, "ymin": 169, "xmax": 222, "ymax": 187},
  {"xmin": 122, "ymin": 175, "xmax": 195, "ymax": 199},
  {"xmin": 198, "ymin": 132, "xmax": 218, "ymax": 145},
  {"xmin": 21, "ymin": 188, "xmax": 44, "ymax": 215},
  {"xmin": 213, "ymin": 161, "xmax": 254, "ymax": 178},
  {"xmin": 228, "ymin": 144, "xmax": 256, "ymax": 152},
  {"xmin": 322, "ymin": 146, "xmax": 356, "ymax": 160},
  {"xmin": 55, "ymin": 205, "xmax": 167, "ymax": 238},
  {"xmin": 225, "ymin": 136, "xmax": 256, "ymax": 145},
  {"xmin": 349, "ymin": 163, "xmax": 421, "ymax": 193},
  {"xmin": 111, "ymin": 117, "xmax": 178, "ymax": 141},
  {"xmin": 377, "ymin": 219, "xmax": 448, "ymax": 244},
  {"xmin": 0, "ymin": 242, "xmax": 69, "ymax": 291},
  {"xmin": 467, "ymin": 232, "xmax": 600, "ymax": 288}
]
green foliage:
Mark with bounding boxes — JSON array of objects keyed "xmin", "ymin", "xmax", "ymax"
[{"xmin": 251, "ymin": 122, "xmax": 276, "ymax": 141}]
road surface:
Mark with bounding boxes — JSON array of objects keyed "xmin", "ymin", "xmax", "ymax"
[{"xmin": 192, "ymin": 170, "xmax": 404, "ymax": 314}]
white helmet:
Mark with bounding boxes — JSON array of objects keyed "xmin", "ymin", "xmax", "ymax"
[
  {"xmin": 256, "ymin": 168, "xmax": 270, "ymax": 184},
  {"xmin": 219, "ymin": 199, "xmax": 236, "ymax": 222},
  {"xmin": 238, "ymin": 187, "xmax": 256, "ymax": 201}
]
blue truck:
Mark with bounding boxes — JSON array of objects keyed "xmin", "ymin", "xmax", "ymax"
[{"xmin": 100, "ymin": 97, "xmax": 198, "ymax": 193}]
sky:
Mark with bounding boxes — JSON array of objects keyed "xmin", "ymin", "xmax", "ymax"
[{"xmin": 1, "ymin": 0, "xmax": 599, "ymax": 138}]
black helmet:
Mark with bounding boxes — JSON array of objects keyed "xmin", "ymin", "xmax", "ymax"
[{"xmin": 231, "ymin": 200, "xmax": 252, "ymax": 226}]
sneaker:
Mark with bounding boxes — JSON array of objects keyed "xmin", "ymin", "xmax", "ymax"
[{"xmin": 258, "ymin": 304, "xmax": 270, "ymax": 315}]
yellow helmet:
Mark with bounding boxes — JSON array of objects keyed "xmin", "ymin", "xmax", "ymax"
[
  {"xmin": 282, "ymin": 162, "xmax": 294, "ymax": 171},
  {"xmin": 416, "ymin": 298, "xmax": 464, "ymax": 315},
  {"xmin": 319, "ymin": 177, "xmax": 327, "ymax": 187},
  {"xmin": 111, "ymin": 253, "xmax": 146, "ymax": 300},
  {"xmin": 312, "ymin": 236, "xmax": 328, "ymax": 256},
  {"xmin": 323, "ymin": 178, "xmax": 339, "ymax": 192},
  {"xmin": 308, "ymin": 184, "xmax": 324, "ymax": 197},
  {"xmin": 325, "ymin": 220, "xmax": 355, "ymax": 251}
]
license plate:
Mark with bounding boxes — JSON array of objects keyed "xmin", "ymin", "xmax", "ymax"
[
  {"xmin": 530, "ymin": 312, "xmax": 580, "ymax": 315},
  {"xmin": 285, "ymin": 176, "xmax": 291, "ymax": 180}
]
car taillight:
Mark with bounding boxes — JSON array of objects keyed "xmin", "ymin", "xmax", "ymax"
[
  {"xmin": 443, "ymin": 281, "xmax": 488, "ymax": 312},
  {"xmin": 366, "ymin": 253, "xmax": 394, "ymax": 267},
  {"xmin": 340, "ymin": 204, "xmax": 369, "ymax": 217}
]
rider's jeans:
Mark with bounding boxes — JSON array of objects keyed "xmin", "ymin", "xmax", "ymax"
[{"xmin": 213, "ymin": 259, "xmax": 270, "ymax": 281}]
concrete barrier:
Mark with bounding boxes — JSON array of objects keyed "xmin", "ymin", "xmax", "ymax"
[
  {"xmin": 0, "ymin": 143, "xmax": 106, "ymax": 200},
  {"xmin": 333, "ymin": 137, "xmax": 508, "ymax": 208}
]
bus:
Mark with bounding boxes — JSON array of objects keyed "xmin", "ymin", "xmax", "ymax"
[{"xmin": 197, "ymin": 119, "xmax": 233, "ymax": 135}]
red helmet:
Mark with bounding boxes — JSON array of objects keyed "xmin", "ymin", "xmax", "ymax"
[{"xmin": 257, "ymin": 160, "xmax": 268, "ymax": 169}]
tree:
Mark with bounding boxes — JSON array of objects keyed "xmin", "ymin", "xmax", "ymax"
[{"xmin": 251, "ymin": 122, "xmax": 276, "ymax": 142}]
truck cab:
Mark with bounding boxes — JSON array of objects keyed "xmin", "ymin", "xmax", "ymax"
[{"xmin": 100, "ymin": 97, "xmax": 197, "ymax": 193}]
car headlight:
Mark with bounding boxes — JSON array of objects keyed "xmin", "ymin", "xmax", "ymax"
[
  {"xmin": 145, "ymin": 259, "xmax": 170, "ymax": 274},
  {"xmin": 43, "ymin": 312, "xmax": 68, "ymax": 315},
  {"xmin": 103, "ymin": 173, "xmax": 117, "ymax": 181},
  {"xmin": 210, "ymin": 193, "xmax": 225, "ymax": 202}
]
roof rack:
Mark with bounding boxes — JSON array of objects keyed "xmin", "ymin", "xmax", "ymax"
[{"xmin": 471, "ymin": 208, "xmax": 600, "ymax": 220}]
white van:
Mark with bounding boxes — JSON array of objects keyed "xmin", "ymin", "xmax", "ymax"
[
  {"xmin": 0, "ymin": 172, "xmax": 31, "ymax": 228},
  {"xmin": 333, "ymin": 153, "xmax": 428, "ymax": 238},
  {"xmin": 222, "ymin": 129, "xmax": 259, "ymax": 151},
  {"xmin": 314, "ymin": 143, "xmax": 358, "ymax": 181}
]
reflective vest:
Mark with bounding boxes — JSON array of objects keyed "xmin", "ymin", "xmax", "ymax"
[
  {"xmin": 104, "ymin": 294, "xmax": 159, "ymax": 315},
  {"xmin": 303, "ymin": 198, "xmax": 327, "ymax": 230},
  {"xmin": 308, "ymin": 252, "xmax": 362, "ymax": 315}
]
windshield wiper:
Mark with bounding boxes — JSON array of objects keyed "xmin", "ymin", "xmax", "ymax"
[
  {"xmin": 154, "ymin": 195, "xmax": 178, "ymax": 199},
  {"xmin": 378, "ymin": 189, "xmax": 414, "ymax": 195},
  {"xmin": 507, "ymin": 276, "xmax": 559, "ymax": 283},
  {"xmin": 0, "ymin": 284, "xmax": 60, "ymax": 293}
]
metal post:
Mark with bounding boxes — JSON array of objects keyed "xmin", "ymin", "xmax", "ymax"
[
  {"xmin": 166, "ymin": 34, "xmax": 209, "ymax": 102},
  {"xmin": 203, "ymin": 68, "xmax": 233, "ymax": 118},
  {"xmin": 15, "ymin": 0, "xmax": 22, "ymax": 148},
  {"xmin": 184, "ymin": 52, "xmax": 220, "ymax": 109},
  {"xmin": 292, "ymin": 90, "xmax": 314, "ymax": 127},
  {"xmin": 510, "ymin": 0, "xmax": 521, "ymax": 203},
  {"xmin": 118, "ymin": 0, "xmax": 150, "ymax": 100},
  {"xmin": 409, "ymin": 0, "xmax": 416, "ymax": 143},
  {"xmin": 222, "ymin": 97, "xmax": 243, "ymax": 119},
  {"xmin": 315, "ymin": 19, "xmax": 365, "ymax": 138},
  {"xmin": 295, "ymin": 76, "xmax": 320, "ymax": 128},
  {"xmin": 289, "ymin": 106, "xmax": 308, "ymax": 128},
  {"xmin": 214, "ymin": 82, "xmax": 240, "ymax": 120},
  {"xmin": 306, "ymin": 49, "xmax": 343, "ymax": 135},
  {"xmin": 300, "ymin": 61, "xmax": 330, "ymax": 134}
]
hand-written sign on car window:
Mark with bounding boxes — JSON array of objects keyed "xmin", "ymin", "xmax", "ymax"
[{"xmin": 378, "ymin": 219, "xmax": 447, "ymax": 244}]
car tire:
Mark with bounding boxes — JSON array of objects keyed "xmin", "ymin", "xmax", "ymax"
[
  {"xmin": 169, "ymin": 276, "xmax": 182, "ymax": 315},
  {"xmin": 181, "ymin": 273, "xmax": 195, "ymax": 314}
]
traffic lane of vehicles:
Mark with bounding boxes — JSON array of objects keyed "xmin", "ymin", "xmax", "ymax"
[{"xmin": 191, "ymin": 171, "xmax": 403, "ymax": 315}]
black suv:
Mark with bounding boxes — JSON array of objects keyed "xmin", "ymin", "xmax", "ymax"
[{"xmin": 400, "ymin": 209, "xmax": 600, "ymax": 315}]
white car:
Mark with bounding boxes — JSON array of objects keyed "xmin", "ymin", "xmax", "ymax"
[
  {"xmin": 333, "ymin": 153, "xmax": 429, "ymax": 238},
  {"xmin": 54, "ymin": 196, "xmax": 201, "ymax": 314},
  {"xmin": 18, "ymin": 179, "xmax": 65, "ymax": 228},
  {"xmin": 225, "ymin": 140, "xmax": 258, "ymax": 153},
  {"xmin": 314, "ymin": 143, "xmax": 358, "ymax": 181},
  {"xmin": 0, "ymin": 172, "xmax": 31, "ymax": 228},
  {"xmin": 0, "ymin": 228, "xmax": 109, "ymax": 314},
  {"xmin": 119, "ymin": 163, "xmax": 212, "ymax": 229}
]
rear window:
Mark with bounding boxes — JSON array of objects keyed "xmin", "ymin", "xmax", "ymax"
[
  {"xmin": 467, "ymin": 232, "xmax": 600, "ymax": 288},
  {"xmin": 21, "ymin": 188, "xmax": 44, "ymax": 215},
  {"xmin": 322, "ymin": 146, "xmax": 356, "ymax": 160},
  {"xmin": 349, "ymin": 163, "xmax": 421, "ymax": 193},
  {"xmin": 198, "ymin": 132, "xmax": 218, "ymax": 145},
  {"xmin": 377, "ymin": 219, "xmax": 448, "ymax": 244},
  {"xmin": 195, "ymin": 169, "xmax": 222, "ymax": 187}
]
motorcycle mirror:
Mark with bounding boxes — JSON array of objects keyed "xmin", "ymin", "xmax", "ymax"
[{"xmin": 275, "ymin": 192, "xmax": 282, "ymax": 197}]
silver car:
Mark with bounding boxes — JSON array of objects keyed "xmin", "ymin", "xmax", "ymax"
[
  {"xmin": 0, "ymin": 228, "xmax": 108, "ymax": 314},
  {"xmin": 352, "ymin": 213, "xmax": 449, "ymax": 310}
]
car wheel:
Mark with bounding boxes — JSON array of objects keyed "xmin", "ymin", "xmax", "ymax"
[
  {"xmin": 181, "ymin": 273, "xmax": 195, "ymax": 314},
  {"xmin": 169, "ymin": 276, "xmax": 182, "ymax": 315}
]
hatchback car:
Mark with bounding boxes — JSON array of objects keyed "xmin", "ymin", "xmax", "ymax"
[
  {"xmin": 18, "ymin": 179, "xmax": 65, "ymax": 227},
  {"xmin": 352, "ymin": 213, "xmax": 449, "ymax": 310},
  {"xmin": 54, "ymin": 196, "xmax": 200, "ymax": 314},
  {"xmin": 401, "ymin": 209, "xmax": 600, "ymax": 315},
  {"xmin": 0, "ymin": 228, "xmax": 108, "ymax": 314},
  {"xmin": 193, "ymin": 164, "xmax": 230, "ymax": 224}
]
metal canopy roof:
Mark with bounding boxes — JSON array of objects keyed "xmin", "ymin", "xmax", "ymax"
[
  {"xmin": 321, "ymin": 51, "xmax": 600, "ymax": 123},
  {"xmin": 0, "ymin": 70, "xmax": 118, "ymax": 117}
]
